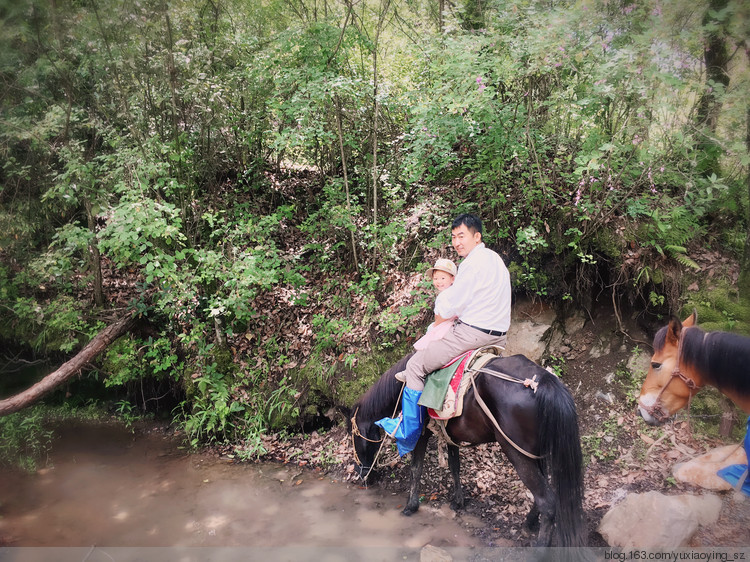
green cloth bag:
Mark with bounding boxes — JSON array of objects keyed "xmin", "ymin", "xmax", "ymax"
[{"xmin": 418, "ymin": 359, "xmax": 463, "ymax": 410}]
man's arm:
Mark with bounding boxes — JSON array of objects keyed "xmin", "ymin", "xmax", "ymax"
[{"xmin": 434, "ymin": 253, "xmax": 481, "ymax": 320}]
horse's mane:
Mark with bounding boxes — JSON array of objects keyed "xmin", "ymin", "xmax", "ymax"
[
  {"xmin": 652, "ymin": 325, "xmax": 668, "ymax": 353},
  {"xmin": 673, "ymin": 326, "xmax": 750, "ymax": 394},
  {"xmin": 351, "ymin": 354, "xmax": 412, "ymax": 422}
]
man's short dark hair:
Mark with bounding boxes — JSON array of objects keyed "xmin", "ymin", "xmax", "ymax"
[{"xmin": 452, "ymin": 213, "xmax": 483, "ymax": 237}]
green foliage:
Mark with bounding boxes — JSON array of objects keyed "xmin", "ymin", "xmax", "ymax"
[
  {"xmin": 377, "ymin": 283, "xmax": 433, "ymax": 346},
  {"xmin": 265, "ymin": 376, "xmax": 301, "ymax": 430},
  {"xmin": 641, "ymin": 206, "xmax": 703, "ymax": 264},
  {"xmin": 10, "ymin": 296, "xmax": 94, "ymax": 353},
  {"xmin": 1, "ymin": 0, "xmax": 748, "ymax": 448},
  {"xmin": 335, "ymin": 343, "xmax": 412, "ymax": 409},
  {"xmin": 180, "ymin": 358, "xmax": 245, "ymax": 447},
  {"xmin": 312, "ymin": 314, "xmax": 353, "ymax": 353},
  {"xmin": 515, "ymin": 225, "xmax": 551, "ymax": 297},
  {"xmin": 0, "ymin": 407, "xmax": 54, "ymax": 472},
  {"xmin": 113, "ymin": 399, "xmax": 151, "ymax": 431},
  {"xmin": 581, "ymin": 415, "xmax": 622, "ymax": 463},
  {"xmin": 103, "ymin": 335, "xmax": 182, "ymax": 389},
  {"xmin": 684, "ymin": 281, "xmax": 750, "ymax": 335}
]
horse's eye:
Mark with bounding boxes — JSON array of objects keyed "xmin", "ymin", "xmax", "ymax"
[{"xmin": 651, "ymin": 362, "xmax": 662, "ymax": 370}]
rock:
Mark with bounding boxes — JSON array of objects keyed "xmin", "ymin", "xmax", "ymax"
[
  {"xmin": 506, "ymin": 319, "xmax": 550, "ymax": 362},
  {"xmin": 627, "ymin": 349, "xmax": 651, "ymax": 376},
  {"xmin": 420, "ymin": 544, "xmax": 453, "ymax": 562},
  {"xmin": 564, "ymin": 310, "xmax": 586, "ymax": 335},
  {"xmin": 673, "ymin": 444, "xmax": 748, "ymax": 491},
  {"xmin": 504, "ymin": 303, "xmax": 556, "ymax": 362},
  {"xmin": 503, "ymin": 322, "xmax": 550, "ymax": 362},
  {"xmin": 589, "ymin": 338, "xmax": 611, "ymax": 359},
  {"xmin": 598, "ymin": 491, "xmax": 723, "ymax": 548}
]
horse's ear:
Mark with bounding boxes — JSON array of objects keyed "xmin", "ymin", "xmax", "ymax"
[
  {"xmin": 336, "ymin": 405, "xmax": 352, "ymax": 419},
  {"xmin": 683, "ymin": 309, "xmax": 697, "ymax": 327},
  {"xmin": 666, "ymin": 316, "xmax": 683, "ymax": 345}
]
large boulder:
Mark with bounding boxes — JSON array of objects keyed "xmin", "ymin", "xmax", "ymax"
[
  {"xmin": 505, "ymin": 303, "xmax": 555, "ymax": 362},
  {"xmin": 598, "ymin": 491, "xmax": 723, "ymax": 547}
]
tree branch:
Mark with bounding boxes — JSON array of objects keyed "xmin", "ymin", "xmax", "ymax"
[{"xmin": 0, "ymin": 314, "xmax": 137, "ymax": 417}]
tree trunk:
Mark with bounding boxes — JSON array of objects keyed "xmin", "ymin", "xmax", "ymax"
[
  {"xmin": 335, "ymin": 96, "xmax": 359, "ymax": 271},
  {"xmin": 85, "ymin": 199, "xmax": 105, "ymax": 307},
  {"xmin": 694, "ymin": 0, "xmax": 730, "ymax": 177},
  {"xmin": 0, "ymin": 314, "xmax": 136, "ymax": 416}
]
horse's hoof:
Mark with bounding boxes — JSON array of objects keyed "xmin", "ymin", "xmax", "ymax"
[
  {"xmin": 450, "ymin": 499, "xmax": 464, "ymax": 511},
  {"xmin": 524, "ymin": 515, "xmax": 540, "ymax": 532},
  {"xmin": 402, "ymin": 505, "xmax": 419, "ymax": 516}
]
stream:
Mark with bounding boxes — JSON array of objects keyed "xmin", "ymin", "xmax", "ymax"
[{"xmin": 0, "ymin": 421, "xmax": 491, "ymax": 558}]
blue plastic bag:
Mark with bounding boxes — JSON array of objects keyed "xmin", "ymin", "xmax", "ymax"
[{"xmin": 717, "ymin": 416, "xmax": 750, "ymax": 497}]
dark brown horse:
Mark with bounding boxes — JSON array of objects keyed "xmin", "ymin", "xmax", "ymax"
[
  {"xmin": 638, "ymin": 312, "xmax": 750, "ymax": 425},
  {"xmin": 347, "ymin": 353, "xmax": 585, "ymax": 547}
]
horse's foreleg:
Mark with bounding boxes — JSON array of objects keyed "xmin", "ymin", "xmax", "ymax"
[
  {"xmin": 447, "ymin": 443, "xmax": 464, "ymax": 511},
  {"xmin": 403, "ymin": 431, "xmax": 429, "ymax": 516}
]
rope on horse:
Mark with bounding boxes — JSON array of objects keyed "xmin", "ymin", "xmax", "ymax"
[
  {"xmin": 350, "ymin": 382, "xmax": 405, "ymax": 483},
  {"xmin": 470, "ymin": 367, "xmax": 542, "ymax": 460}
]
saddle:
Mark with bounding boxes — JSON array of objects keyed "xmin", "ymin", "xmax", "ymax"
[
  {"xmin": 420, "ymin": 346, "xmax": 504, "ymax": 420},
  {"xmin": 419, "ymin": 347, "xmax": 543, "ymax": 457}
]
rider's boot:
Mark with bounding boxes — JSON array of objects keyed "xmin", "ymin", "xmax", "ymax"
[{"xmin": 375, "ymin": 387, "xmax": 426, "ymax": 456}]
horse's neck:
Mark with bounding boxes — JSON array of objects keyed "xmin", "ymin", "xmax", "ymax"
[
  {"xmin": 684, "ymin": 328, "xmax": 750, "ymax": 414},
  {"xmin": 721, "ymin": 389, "xmax": 750, "ymax": 415}
]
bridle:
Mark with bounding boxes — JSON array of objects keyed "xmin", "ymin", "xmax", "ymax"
[
  {"xmin": 349, "ymin": 406, "xmax": 385, "ymax": 483},
  {"xmin": 640, "ymin": 331, "xmax": 704, "ymax": 423},
  {"xmin": 349, "ymin": 382, "xmax": 406, "ymax": 484}
]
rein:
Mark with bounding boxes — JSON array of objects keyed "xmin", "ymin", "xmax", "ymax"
[
  {"xmin": 350, "ymin": 382, "xmax": 405, "ymax": 483},
  {"xmin": 641, "ymin": 331, "xmax": 704, "ymax": 423}
]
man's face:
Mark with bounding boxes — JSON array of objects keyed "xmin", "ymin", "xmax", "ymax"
[{"xmin": 451, "ymin": 224, "xmax": 482, "ymax": 258}]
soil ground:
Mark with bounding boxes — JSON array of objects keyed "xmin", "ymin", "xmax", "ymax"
[{"xmin": 254, "ymin": 303, "xmax": 750, "ymax": 547}]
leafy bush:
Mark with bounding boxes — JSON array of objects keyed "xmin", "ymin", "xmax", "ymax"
[{"xmin": 0, "ymin": 407, "xmax": 54, "ymax": 472}]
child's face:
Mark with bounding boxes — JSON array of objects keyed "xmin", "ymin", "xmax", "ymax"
[{"xmin": 432, "ymin": 270, "xmax": 454, "ymax": 293}]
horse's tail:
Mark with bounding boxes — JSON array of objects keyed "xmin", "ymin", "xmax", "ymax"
[{"xmin": 537, "ymin": 374, "xmax": 586, "ymax": 547}]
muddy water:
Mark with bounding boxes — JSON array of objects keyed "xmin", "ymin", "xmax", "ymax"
[{"xmin": 0, "ymin": 422, "xmax": 486, "ymax": 551}]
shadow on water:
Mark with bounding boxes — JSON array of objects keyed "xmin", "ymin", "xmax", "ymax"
[{"xmin": 0, "ymin": 421, "xmax": 487, "ymax": 550}]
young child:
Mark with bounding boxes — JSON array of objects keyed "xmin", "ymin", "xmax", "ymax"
[{"xmin": 413, "ymin": 258, "xmax": 457, "ymax": 351}]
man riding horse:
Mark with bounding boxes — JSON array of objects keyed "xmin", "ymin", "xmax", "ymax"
[{"xmin": 375, "ymin": 213, "xmax": 512, "ymax": 455}]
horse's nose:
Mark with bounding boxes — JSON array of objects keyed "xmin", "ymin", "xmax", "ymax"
[{"xmin": 636, "ymin": 401, "xmax": 663, "ymax": 426}]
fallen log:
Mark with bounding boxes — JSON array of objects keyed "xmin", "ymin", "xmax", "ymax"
[{"xmin": 0, "ymin": 313, "xmax": 137, "ymax": 416}]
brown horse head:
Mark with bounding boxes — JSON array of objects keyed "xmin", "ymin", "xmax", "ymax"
[{"xmin": 637, "ymin": 311, "xmax": 705, "ymax": 425}]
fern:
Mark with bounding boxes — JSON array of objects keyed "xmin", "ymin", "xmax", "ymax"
[
  {"xmin": 642, "ymin": 207, "xmax": 702, "ymax": 271},
  {"xmin": 666, "ymin": 246, "xmax": 701, "ymax": 271},
  {"xmin": 662, "ymin": 206, "xmax": 700, "ymax": 246},
  {"xmin": 646, "ymin": 206, "xmax": 701, "ymax": 250}
]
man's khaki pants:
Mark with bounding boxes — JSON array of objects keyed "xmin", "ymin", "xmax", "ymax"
[{"xmin": 403, "ymin": 321, "xmax": 507, "ymax": 391}]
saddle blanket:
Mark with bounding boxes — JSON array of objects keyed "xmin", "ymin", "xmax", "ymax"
[
  {"xmin": 418, "ymin": 347, "xmax": 502, "ymax": 420},
  {"xmin": 417, "ymin": 351, "xmax": 472, "ymax": 413}
]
